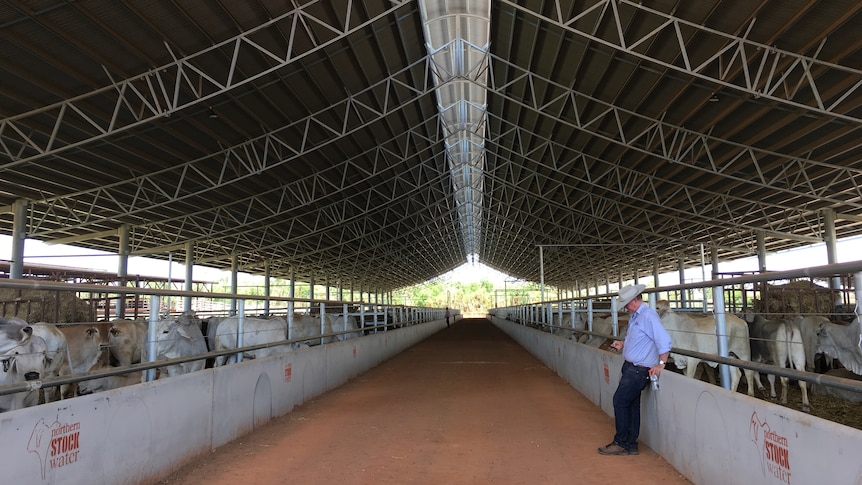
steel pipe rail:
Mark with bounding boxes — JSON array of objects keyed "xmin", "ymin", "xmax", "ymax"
[
  {"xmin": 674, "ymin": 347, "xmax": 862, "ymax": 395},
  {"xmin": 0, "ymin": 277, "xmax": 357, "ymax": 306},
  {"xmin": 492, "ymin": 260, "xmax": 862, "ymax": 396},
  {"xmin": 514, "ymin": 323, "xmax": 862, "ymax": 395},
  {"xmin": 0, "ymin": 278, "xmax": 449, "ymax": 398},
  {"xmin": 0, "ymin": 317, "xmax": 429, "ymax": 398}
]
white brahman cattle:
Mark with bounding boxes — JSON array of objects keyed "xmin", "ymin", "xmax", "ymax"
[
  {"xmin": 57, "ymin": 323, "xmax": 110, "ymax": 399},
  {"xmin": 742, "ymin": 310, "xmax": 810, "ymax": 412},
  {"xmin": 0, "ymin": 335, "xmax": 48, "ymax": 412},
  {"xmin": 108, "ymin": 319, "xmax": 148, "ymax": 367},
  {"xmin": 549, "ymin": 312, "xmax": 578, "ymax": 340},
  {"xmin": 816, "ymin": 317, "xmax": 862, "ymax": 376},
  {"xmin": 573, "ymin": 312, "xmax": 629, "ymax": 347},
  {"xmin": 29, "ymin": 323, "xmax": 69, "ymax": 402},
  {"xmin": 150, "ymin": 312, "xmax": 207, "ymax": 377},
  {"xmin": 657, "ymin": 300, "xmax": 756, "ymax": 395},
  {"xmin": 289, "ymin": 313, "xmax": 335, "ymax": 346},
  {"xmin": 76, "ymin": 362, "xmax": 143, "ymax": 395},
  {"xmin": 793, "ymin": 315, "xmax": 832, "ymax": 371},
  {"xmin": 213, "ymin": 315, "xmax": 289, "ymax": 366},
  {"xmin": 0, "ymin": 316, "xmax": 33, "ymax": 353},
  {"xmin": 204, "ymin": 316, "xmax": 224, "ymax": 352},
  {"xmin": 328, "ymin": 314, "xmax": 362, "ymax": 341}
]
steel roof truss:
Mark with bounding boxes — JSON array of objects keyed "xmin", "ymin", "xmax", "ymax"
[
  {"xmin": 484, "ymin": 115, "xmax": 817, "ymax": 240},
  {"xmin": 26, "ymin": 65, "xmax": 440, "ymax": 237},
  {"xmin": 0, "ymin": 1, "xmax": 414, "ymax": 167},
  {"xmin": 481, "ymin": 75, "xmax": 862, "ymax": 215},
  {"xmin": 195, "ymin": 171, "xmax": 453, "ymax": 268},
  {"xmin": 503, "ymin": 0, "xmax": 862, "ymax": 123}
]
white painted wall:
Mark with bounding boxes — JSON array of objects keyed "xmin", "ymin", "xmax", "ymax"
[
  {"xmin": 491, "ymin": 316, "xmax": 862, "ymax": 485},
  {"xmin": 8, "ymin": 316, "xmax": 858, "ymax": 485},
  {"xmin": 0, "ymin": 320, "xmax": 445, "ymax": 485}
]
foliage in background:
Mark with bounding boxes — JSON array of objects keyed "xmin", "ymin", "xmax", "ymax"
[
  {"xmin": 394, "ymin": 279, "xmax": 542, "ymax": 314},
  {"xmin": 207, "ymin": 274, "xmax": 540, "ymax": 314}
]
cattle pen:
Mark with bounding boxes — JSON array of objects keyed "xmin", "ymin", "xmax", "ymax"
[{"xmin": 2, "ymin": 269, "xmax": 862, "ymax": 484}]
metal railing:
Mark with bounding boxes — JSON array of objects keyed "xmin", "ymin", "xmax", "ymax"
[
  {"xmin": 0, "ymin": 278, "xmax": 450, "ymax": 399},
  {"xmin": 490, "ymin": 260, "xmax": 862, "ymax": 395}
]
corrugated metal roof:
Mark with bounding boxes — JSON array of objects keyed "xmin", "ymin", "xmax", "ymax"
[{"xmin": 2, "ymin": 0, "xmax": 862, "ymax": 293}]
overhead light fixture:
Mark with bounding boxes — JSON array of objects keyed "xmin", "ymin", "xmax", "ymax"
[
  {"xmin": 709, "ymin": 94, "xmax": 719, "ymax": 102},
  {"xmin": 208, "ymin": 107, "xmax": 219, "ymax": 119}
]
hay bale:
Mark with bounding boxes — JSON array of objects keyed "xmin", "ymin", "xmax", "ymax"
[
  {"xmin": 0, "ymin": 288, "xmax": 91, "ymax": 323},
  {"xmin": 754, "ymin": 279, "xmax": 836, "ymax": 319}
]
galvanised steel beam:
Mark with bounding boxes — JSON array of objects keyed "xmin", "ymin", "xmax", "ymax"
[
  {"xmin": 26, "ymin": 57, "xmax": 441, "ymax": 236},
  {"xmin": 114, "ymin": 148, "xmax": 461, "ymax": 287},
  {"xmin": 0, "ymin": 1, "xmax": 414, "ymax": 167},
  {"xmin": 34, "ymin": 124, "xmax": 447, "ymax": 248},
  {"xmin": 482, "ymin": 114, "xmax": 826, "ymax": 244},
  {"xmin": 479, "ymin": 61, "xmax": 862, "ymax": 211},
  {"xmin": 197, "ymin": 168, "xmax": 457, "ymax": 268},
  {"xmin": 264, "ymin": 206, "xmax": 463, "ymax": 277},
  {"xmin": 502, "ymin": 0, "xmax": 862, "ymax": 124}
]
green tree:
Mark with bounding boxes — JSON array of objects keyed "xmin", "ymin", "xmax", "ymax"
[{"xmin": 209, "ymin": 275, "xmax": 542, "ymax": 315}]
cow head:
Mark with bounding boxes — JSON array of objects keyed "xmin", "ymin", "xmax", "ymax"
[
  {"xmin": 655, "ymin": 300, "xmax": 671, "ymax": 317},
  {"xmin": 153, "ymin": 317, "xmax": 179, "ymax": 358},
  {"xmin": 0, "ymin": 317, "xmax": 33, "ymax": 354},
  {"xmin": 85, "ymin": 326, "xmax": 110, "ymax": 354},
  {"xmin": 815, "ymin": 320, "xmax": 828, "ymax": 337},
  {"xmin": 1, "ymin": 335, "xmax": 48, "ymax": 381},
  {"xmin": 153, "ymin": 313, "xmax": 203, "ymax": 359}
]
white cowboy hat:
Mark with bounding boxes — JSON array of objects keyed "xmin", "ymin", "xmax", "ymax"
[{"xmin": 617, "ymin": 283, "xmax": 646, "ymax": 306}]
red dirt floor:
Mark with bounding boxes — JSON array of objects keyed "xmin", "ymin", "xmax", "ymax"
[{"xmin": 158, "ymin": 318, "xmax": 691, "ymax": 485}]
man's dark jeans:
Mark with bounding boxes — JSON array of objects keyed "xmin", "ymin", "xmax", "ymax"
[{"xmin": 612, "ymin": 361, "xmax": 650, "ymax": 451}]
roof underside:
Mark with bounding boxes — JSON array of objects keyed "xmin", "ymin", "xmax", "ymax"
[{"xmin": 2, "ymin": 0, "xmax": 862, "ymax": 293}]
